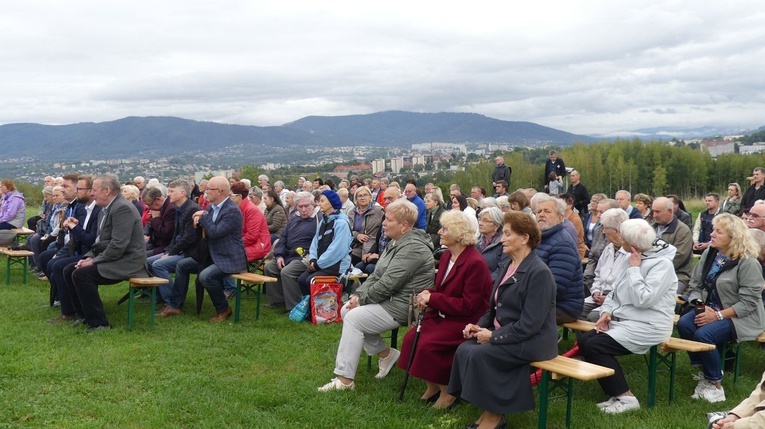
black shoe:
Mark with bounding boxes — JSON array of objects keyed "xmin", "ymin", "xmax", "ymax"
[
  {"xmin": 423, "ymin": 392, "xmax": 440, "ymax": 403},
  {"xmin": 266, "ymin": 302, "xmax": 285, "ymax": 309},
  {"xmin": 87, "ymin": 324, "xmax": 112, "ymax": 333},
  {"xmin": 70, "ymin": 317, "xmax": 86, "ymax": 327}
]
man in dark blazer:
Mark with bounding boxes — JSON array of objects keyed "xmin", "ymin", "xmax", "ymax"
[
  {"xmin": 65, "ymin": 174, "xmax": 149, "ymax": 331},
  {"xmin": 148, "ymin": 179, "xmax": 201, "ymax": 317},
  {"xmin": 47, "ymin": 174, "xmax": 102, "ymax": 323},
  {"xmin": 192, "ymin": 176, "xmax": 247, "ymax": 322}
]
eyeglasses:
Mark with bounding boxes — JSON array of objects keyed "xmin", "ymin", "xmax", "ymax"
[
  {"xmin": 748, "ymin": 213, "xmax": 762, "ymax": 220},
  {"xmin": 207, "ymin": 187, "xmax": 220, "ymax": 192}
]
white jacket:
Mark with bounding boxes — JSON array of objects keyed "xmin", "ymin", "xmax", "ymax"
[
  {"xmin": 600, "ymin": 239, "xmax": 678, "ymax": 354},
  {"xmin": 589, "ymin": 244, "xmax": 629, "ymax": 297}
]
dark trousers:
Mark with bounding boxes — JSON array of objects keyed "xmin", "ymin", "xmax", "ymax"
[
  {"xmin": 578, "ymin": 329, "xmax": 633, "ymax": 396},
  {"xmin": 297, "ymin": 262, "xmax": 340, "ymax": 296},
  {"xmin": 48, "ymin": 255, "xmax": 82, "ymax": 315},
  {"xmin": 65, "ymin": 263, "xmax": 122, "ymax": 327}
]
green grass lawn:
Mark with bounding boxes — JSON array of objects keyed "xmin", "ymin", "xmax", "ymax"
[{"xmin": 1, "ymin": 268, "xmax": 763, "ymax": 429}]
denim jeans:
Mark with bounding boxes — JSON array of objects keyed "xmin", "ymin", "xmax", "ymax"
[
  {"xmin": 147, "ymin": 253, "xmax": 185, "ymax": 309},
  {"xmin": 198, "ymin": 264, "xmax": 229, "ymax": 313},
  {"xmin": 676, "ymin": 310, "xmax": 735, "ymax": 383},
  {"xmin": 174, "ymin": 257, "xmax": 199, "ymax": 311}
]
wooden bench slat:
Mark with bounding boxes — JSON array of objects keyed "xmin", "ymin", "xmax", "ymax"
[
  {"xmin": 230, "ymin": 272, "xmax": 278, "ymax": 283},
  {"xmin": 659, "ymin": 337, "xmax": 717, "ymax": 353},
  {"xmin": 129, "ymin": 277, "xmax": 169, "ymax": 286},
  {"xmin": 0, "ymin": 248, "xmax": 34, "ymax": 257},
  {"xmin": 532, "ymin": 355, "xmax": 614, "ymax": 381},
  {"xmin": 562, "ymin": 320, "xmax": 596, "ymax": 332}
]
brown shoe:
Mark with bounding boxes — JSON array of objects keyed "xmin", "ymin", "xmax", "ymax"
[
  {"xmin": 156, "ymin": 307, "xmax": 182, "ymax": 318},
  {"xmin": 47, "ymin": 314, "xmax": 75, "ymax": 324},
  {"xmin": 210, "ymin": 307, "xmax": 232, "ymax": 322}
]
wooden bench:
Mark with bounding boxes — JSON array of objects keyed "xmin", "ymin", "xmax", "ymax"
[
  {"xmin": 127, "ymin": 277, "xmax": 168, "ymax": 329},
  {"xmin": 230, "ymin": 272, "xmax": 278, "ymax": 322},
  {"xmin": 0, "ymin": 247, "xmax": 35, "ymax": 285},
  {"xmin": 532, "ymin": 355, "xmax": 614, "ymax": 429},
  {"xmin": 9, "ymin": 227, "xmax": 34, "ymax": 247},
  {"xmin": 562, "ymin": 319, "xmax": 716, "ymax": 407}
]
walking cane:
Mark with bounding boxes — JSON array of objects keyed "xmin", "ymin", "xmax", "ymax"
[{"xmin": 398, "ymin": 311, "xmax": 425, "ymax": 401}]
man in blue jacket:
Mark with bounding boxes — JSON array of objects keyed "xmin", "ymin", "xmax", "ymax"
[{"xmin": 531, "ymin": 194, "xmax": 584, "ymax": 324}]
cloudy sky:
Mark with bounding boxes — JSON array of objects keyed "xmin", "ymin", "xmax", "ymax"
[{"xmin": 3, "ymin": 1, "xmax": 764, "ymax": 135}]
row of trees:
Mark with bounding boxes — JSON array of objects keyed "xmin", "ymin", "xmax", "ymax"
[{"xmin": 452, "ymin": 139, "xmax": 765, "ymax": 200}]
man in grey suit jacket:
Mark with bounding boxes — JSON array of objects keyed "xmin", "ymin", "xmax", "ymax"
[
  {"xmin": 192, "ymin": 176, "xmax": 247, "ymax": 322},
  {"xmin": 65, "ymin": 174, "xmax": 149, "ymax": 332}
]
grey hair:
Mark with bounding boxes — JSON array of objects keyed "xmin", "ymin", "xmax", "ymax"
[
  {"xmin": 530, "ymin": 193, "xmax": 566, "ymax": 216},
  {"xmin": 480, "ymin": 207, "xmax": 504, "ymax": 228},
  {"xmin": 294, "ymin": 191, "xmax": 313, "ymax": 204},
  {"xmin": 481, "ymin": 197, "xmax": 498, "ymax": 209},
  {"xmin": 258, "ymin": 174, "xmax": 269, "ymax": 181},
  {"xmin": 168, "ymin": 178, "xmax": 192, "ymax": 197},
  {"xmin": 274, "ymin": 180, "xmax": 285, "ymax": 188},
  {"xmin": 495, "ymin": 196, "xmax": 510, "ymax": 209},
  {"xmin": 653, "ymin": 196, "xmax": 674, "ymax": 211},
  {"xmin": 96, "ymin": 174, "xmax": 121, "ymax": 193},
  {"xmin": 599, "ymin": 208, "xmax": 629, "ymax": 229},
  {"xmin": 598, "ymin": 198, "xmax": 620, "ymax": 210},
  {"xmin": 615, "ymin": 190, "xmax": 631, "ymax": 199},
  {"xmin": 42, "ymin": 186, "xmax": 54, "ymax": 195},
  {"xmin": 249, "ymin": 186, "xmax": 263, "ymax": 198},
  {"xmin": 619, "ymin": 219, "xmax": 656, "ymax": 252}
]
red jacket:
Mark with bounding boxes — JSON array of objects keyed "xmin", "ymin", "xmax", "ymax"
[{"xmin": 238, "ymin": 198, "xmax": 271, "ymax": 262}]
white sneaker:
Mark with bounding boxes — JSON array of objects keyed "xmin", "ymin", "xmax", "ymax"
[
  {"xmin": 596, "ymin": 396, "xmax": 617, "ymax": 410},
  {"xmin": 317, "ymin": 377, "xmax": 355, "ymax": 392},
  {"xmin": 602, "ymin": 395, "xmax": 640, "ymax": 414},
  {"xmin": 692, "ymin": 379, "xmax": 710, "ymax": 398},
  {"xmin": 376, "ymin": 348, "xmax": 400, "ymax": 379},
  {"xmin": 693, "ymin": 370, "xmax": 722, "ymax": 381},
  {"xmin": 694, "ymin": 382, "xmax": 726, "ymax": 403}
]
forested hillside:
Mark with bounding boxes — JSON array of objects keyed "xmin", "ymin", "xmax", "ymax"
[{"xmin": 450, "ymin": 139, "xmax": 765, "ymax": 199}]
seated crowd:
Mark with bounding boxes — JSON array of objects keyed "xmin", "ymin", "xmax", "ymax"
[{"xmin": 7, "ymin": 165, "xmax": 765, "ymax": 428}]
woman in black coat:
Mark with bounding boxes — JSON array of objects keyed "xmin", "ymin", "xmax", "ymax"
[{"xmin": 448, "ymin": 211, "xmax": 558, "ymax": 429}]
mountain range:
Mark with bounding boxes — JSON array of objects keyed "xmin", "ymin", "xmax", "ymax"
[{"xmin": 0, "ymin": 111, "xmax": 596, "ymax": 162}]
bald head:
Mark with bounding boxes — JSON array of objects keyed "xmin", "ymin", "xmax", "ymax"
[
  {"xmin": 747, "ymin": 203, "xmax": 765, "ymax": 231},
  {"xmin": 651, "ymin": 197, "xmax": 674, "ymax": 225},
  {"xmin": 383, "ymin": 186, "xmax": 401, "ymax": 204},
  {"xmin": 206, "ymin": 176, "xmax": 231, "ymax": 204}
]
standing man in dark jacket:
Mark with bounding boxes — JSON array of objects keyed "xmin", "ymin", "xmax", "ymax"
[
  {"xmin": 491, "ymin": 156, "xmax": 511, "ymax": 190},
  {"xmin": 543, "ymin": 150, "xmax": 567, "ymax": 191},
  {"xmin": 566, "ymin": 170, "xmax": 590, "ymax": 217},
  {"xmin": 741, "ymin": 167, "xmax": 765, "ymax": 213}
]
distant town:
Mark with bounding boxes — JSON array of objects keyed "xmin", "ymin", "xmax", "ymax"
[{"xmin": 6, "ymin": 134, "xmax": 765, "ymax": 187}]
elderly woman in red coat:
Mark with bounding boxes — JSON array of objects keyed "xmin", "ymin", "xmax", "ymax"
[{"xmin": 397, "ymin": 210, "xmax": 493, "ymax": 409}]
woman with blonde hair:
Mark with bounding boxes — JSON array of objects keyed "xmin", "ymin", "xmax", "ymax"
[{"xmin": 678, "ymin": 213, "xmax": 765, "ymax": 403}]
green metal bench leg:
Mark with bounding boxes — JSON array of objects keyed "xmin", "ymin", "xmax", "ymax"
[
  {"xmin": 234, "ymin": 278, "xmax": 242, "ymax": 323},
  {"xmin": 149, "ymin": 288, "xmax": 156, "ymax": 327},
  {"xmin": 537, "ymin": 369, "xmax": 549, "ymax": 429},
  {"xmin": 255, "ymin": 283, "xmax": 262, "ymax": 320},
  {"xmin": 5, "ymin": 256, "xmax": 10, "ymax": 285},
  {"xmin": 734, "ymin": 342, "xmax": 741, "ymax": 384},
  {"xmin": 565, "ymin": 377, "xmax": 573, "ymax": 429},
  {"xmin": 668, "ymin": 350, "xmax": 677, "ymax": 404},
  {"xmin": 562, "ymin": 326, "xmax": 569, "ymax": 341},
  {"xmin": 647, "ymin": 345, "xmax": 658, "ymax": 408},
  {"xmin": 21, "ymin": 258, "xmax": 28, "ymax": 284},
  {"xmin": 128, "ymin": 287, "xmax": 136, "ymax": 329}
]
